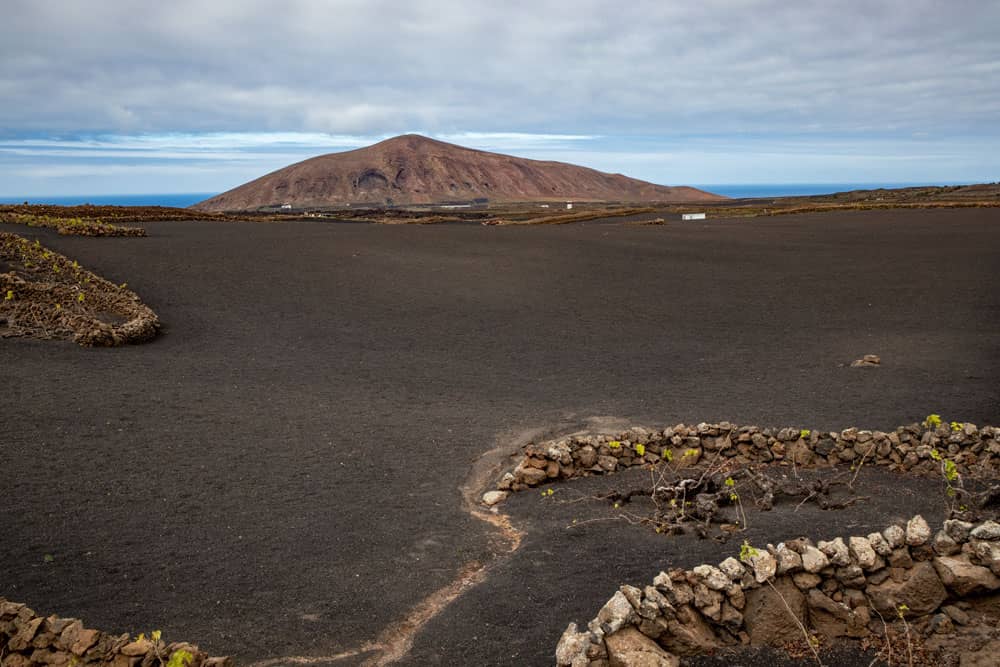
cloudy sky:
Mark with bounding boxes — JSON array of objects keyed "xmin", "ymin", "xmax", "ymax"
[{"xmin": 2, "ymin": 0, "xmax": 998, "ymax": 195}]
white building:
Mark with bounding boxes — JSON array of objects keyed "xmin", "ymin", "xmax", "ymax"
[
  {"xmin": 681, "ymin": 212, "xmax": 706, "ymax": 220},
  {"xmin": 280, "ymin": 203, "xmax": 292, "ymax": 210},
  {"xmin": 566, "ymin": 202, "xmax": 573, "ymax": 210}
]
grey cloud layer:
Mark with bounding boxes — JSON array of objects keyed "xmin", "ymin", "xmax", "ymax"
[{"xmin": 3, "ymin": 0, "xmax": 998, "ymax": 137}]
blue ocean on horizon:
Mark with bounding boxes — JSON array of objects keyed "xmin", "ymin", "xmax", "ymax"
[
  {"xmin": 0, "ymin": 193, "xmax": 217, "ymax": 208},
  {"xmin": 0, "ymin": 183, "xmax": 970, "ymax": 207}
]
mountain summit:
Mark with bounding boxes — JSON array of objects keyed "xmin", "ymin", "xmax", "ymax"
[{"xmin": 192, "ymin": 134, "xmax": 723, "ymax": 211}]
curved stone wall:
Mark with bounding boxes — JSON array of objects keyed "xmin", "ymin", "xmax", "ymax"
[
  {"xmin": 487, "ymin": 421, "xmax": 999, "ymax": 503},
  {"xmin": 0, "ymin": 599, "xmax": 229, "ymax": 667},
  {"xmin": 556, "ymin": 515, "xmax": 1000, "ymax": 666}
]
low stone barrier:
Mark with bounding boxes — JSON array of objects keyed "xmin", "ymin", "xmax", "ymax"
[
  {"xmin": 0, "ymin": 232, "xmax": 160, "ymax": 346},
  {"xmin": 555, "ymin": 515, "xmax": 1000, "ymax": 666},
  {"xmin": 488, "ymin": 421, "xmax": 1000, "ymax": 501},
  {"xmin": 0, "ymin": 599, "xmax": 229, "ymax": 667},
  {"xmin": 0, "ymin": 212, "xmax": 146, "ymax": 237}
]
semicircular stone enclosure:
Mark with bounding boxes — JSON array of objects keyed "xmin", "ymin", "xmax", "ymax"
[
  {"xmin": 0, "ymin": 232, "xmax": 159, "ymax": 346},
  {"xmin": 481, "ymin": 420, "xmax": 1000, "ymax": 666}
]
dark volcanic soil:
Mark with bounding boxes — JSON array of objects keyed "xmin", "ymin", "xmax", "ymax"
[{"xmin": 2, "ymin": 208, "xmax": 999, "ymax": 666}]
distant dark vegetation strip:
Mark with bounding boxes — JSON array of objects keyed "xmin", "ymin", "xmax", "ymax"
[
  {"xmin": 496, "ymin": 206, "xmax": 656, "ymax": 225},
  {"xmin": 0, "ymin": 211, "xmax": 145, "ymax": 237}
]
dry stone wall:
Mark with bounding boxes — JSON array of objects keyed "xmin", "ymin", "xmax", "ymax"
[
  {"xmin": 555, "ymin": 515, "xmax": 1000, "ymax": 666},
  {"xmin": 0, "ymin": 232, "xmax": 160, "ymax": 346},
  {"xmin": 487, "ymin": 421, "xmax": 1000, "ymax": 502},
  {"xmin": 516, "ymin": 421, "xmax": 1000, "ymax": 665},
  {"xmin": 0, "ymin": 599, "xmax": 229, "ymax": 667}
]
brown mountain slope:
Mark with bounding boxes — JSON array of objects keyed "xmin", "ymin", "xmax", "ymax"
[{"xmin": 191, "ymin": 134, "xmax": 724, "ymax": 211}]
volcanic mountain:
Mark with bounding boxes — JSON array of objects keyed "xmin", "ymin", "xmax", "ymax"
[{"xmin": 192, "ymin": 135, "xmax": 723, "ymax": 211}]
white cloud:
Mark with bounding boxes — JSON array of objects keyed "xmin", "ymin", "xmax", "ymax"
[
  {"xmin": 0, "ymin": 131, "xmax": 599, "ymax": 160},
  {"xmin": 1, "ymin": 1, "xmax": 998, "ymax": 137},
  {"xmin": 0, "ymin": 1, "xmax": 998, "ymax": 192}
]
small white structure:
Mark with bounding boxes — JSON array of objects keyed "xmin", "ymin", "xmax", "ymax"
[
  {"xmin": 681, "ymin": 212, "xmax": 706, "ymax": 220},
  {"xmin": 566, "ymin": 202, "xmax": 574, "ymax": 210},
  {"xmin": 280, "ymin": 203, "xmax": 292, "ymax": 210},
  {"xmin": 539, "ymin": 204, "xmax": 550, "ymax": 208}
]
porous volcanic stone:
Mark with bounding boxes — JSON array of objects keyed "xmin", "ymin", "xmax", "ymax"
[
  {"xmin": 606, "ymin": 627, "xmax": 678, "ymax": 667},
  {"xmin": 971, "ymin": 521, "xmax": 1000, "ymax": 541},
  {"xmin": 848, "ymin": 536, "xmax": 877, "ymax": 570},
  {"xmin": 481, "ymin": 491, "xmax": 508, "ymax": 506},
  {"xmin": 932, "ymin": 555, "xmax": 1000, "ymax": 596},
  {"xmin": 866, "ymin": 561, "xmax": 947, "ymax": 616},
  {"xmin": 801, "ymin": 546, "xmax": 830, "ymax": 573},
  {"xmin": 906, "ymin": 515, "xmax": 932, "ymax": 546},
  {"xmin": 555, "ymin": 623, "xmax": 590, "ymax": 667},
  {"xmin": 594, "ymin": 591, "xmax": 636, "ymax": 635},
  {"xmin": 742, "ymin": 577, "xmax": 807, "ymax": 646}
]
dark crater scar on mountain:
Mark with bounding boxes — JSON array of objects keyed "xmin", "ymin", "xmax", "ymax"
[{"xmin": 355, "ymin": 169, "xmax": 390, "ymax": 191}]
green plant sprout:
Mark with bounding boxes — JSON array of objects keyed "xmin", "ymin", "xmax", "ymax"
[
  {"xmin": 4, "ymin": 290, "xmax": 12, "ymax": 300},
  {"xmin": 739, "ymin": 540, "xmax": 760, "ymax": 563},
  {"xmin": 725, "ymin": 477, "xmax": 748, "ymax": 528},
  {"xmin": 635, "ymin": 443, "xmax": 646, "ymax": 456},
  {"xmin": 800, "ymin": 429, "xmax": 811, "ymax": 439},
  {"xmin": 950, "ymin": 421, "xmax": 964, "ymax": 432},
  {"xmin": 943, "ymin": 460, "xmax": 959, "ymax": 499},
  {"xmin": 924, "ymin": 414, "xmax": 942, "ymax": 429},
  {"xmin": 661, "ymin": 448, "xmax": 673, "ymax": 461},
  {"xmin": 931, "ymin": 449, "xmax": 963, "ymax": 510},
  {"xmin": 608, "ymin": 440, "xmax": 621, "ymax": 449},
  {"xmin": 167, "ymin": 647, "xmax": 195, "ymax": 667}
]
